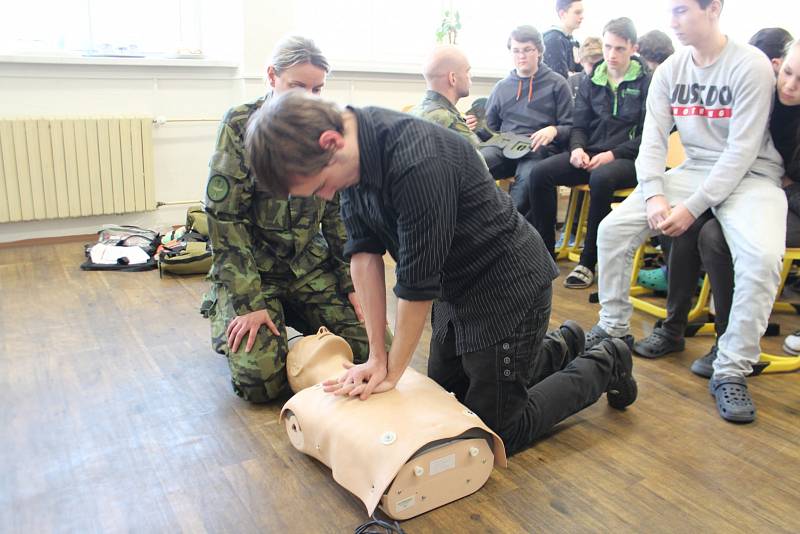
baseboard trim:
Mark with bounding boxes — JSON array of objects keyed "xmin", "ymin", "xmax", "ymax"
[{"xmin": 0, "ymin": 233, "xmax": 97, "ymax": 249}]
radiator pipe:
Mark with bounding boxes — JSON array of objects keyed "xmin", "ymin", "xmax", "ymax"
[
  {"xmin": 156, "ymin": 200, "xmax": 202, "ymax": 207},
  {"xmin": 153, "ymin": 116, "xmax": 219, "ymax": 126}
]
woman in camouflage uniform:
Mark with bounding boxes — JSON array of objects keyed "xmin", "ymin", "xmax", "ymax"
[{"xmin": 204, "ymin": 36, "xmax": 376, "ymax": 402}]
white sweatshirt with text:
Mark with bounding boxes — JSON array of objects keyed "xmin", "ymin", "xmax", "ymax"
[{"xmin": 636, "ymin": 38, "xmax": 784, "ymax": 216}]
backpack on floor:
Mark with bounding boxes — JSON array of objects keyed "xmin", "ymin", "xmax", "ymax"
[
  {"xmin": 157, "ymin": 205, "xmax": 212, "ymax": 276},
  {"xmin": 80, "ymin": 225, "xmax": 160, "ymax": 272}
]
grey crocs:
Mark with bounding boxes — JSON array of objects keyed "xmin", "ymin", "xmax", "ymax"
[
  {"xmin": 633, "ymin": 327, "xmax": 685, "ymax": 359},
  {"xmin": 709, "ymin": 376, "xmax": 756, "ymax": 423}
]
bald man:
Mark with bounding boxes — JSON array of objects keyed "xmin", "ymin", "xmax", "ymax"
[{"xmin": 410, "ymin": 45, "xmax": 481, "ymax": 146}]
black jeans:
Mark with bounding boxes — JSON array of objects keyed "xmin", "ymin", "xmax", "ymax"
[
  {"xmin": 527, "ymin": 152, "xmax": 637, "ymax": 267},
  {"xmin": 428, "ymin": 286, "xmax": 614, "ymax": 456},
  {"xmin": 663, "ymin": 209, "xmax": 800, "ymax": 338},
  {"xmin": 480, "ymin": 145, "xmax": 550, "ymax": 218}
]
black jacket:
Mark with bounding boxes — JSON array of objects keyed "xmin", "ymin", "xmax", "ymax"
[
  {"xmin": 569, "ymin": 57, "xmax": 651, "ymax": 161},
  {"xmin": 543, "ymin": 28, "xmax": 581, "ymax": 79}
]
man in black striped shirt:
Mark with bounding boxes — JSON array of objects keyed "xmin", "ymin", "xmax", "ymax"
[{"xmin": 245, "ymin": 91, "xmax": 637, "ymax": 455}]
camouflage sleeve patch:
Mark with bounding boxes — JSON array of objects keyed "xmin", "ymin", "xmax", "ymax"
[
  {"xmin": 205, "ymin": 122, "xmax": 253, "ymax": 218},
  {"xmin": 204, "ymin": 113, "xmax": 265, "ymax": 316},
  {"xmin": 206, "ymin": 175, "xmax": 230, "ymax": 202}
]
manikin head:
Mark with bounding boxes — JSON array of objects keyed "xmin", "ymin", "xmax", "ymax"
[
  {"xmin": 286, "ymin": 327, "xmax": 354, "ymax": 392},
  {"xmin": 422, "ymin": 45, "xmax": 473, "ymax": 105},
  {"xmin": 777, "ymin": 40, "xmax": 800, "ymax": 107},
  {"xmin": 507, "ymin": 25, "xmax": 545, "ymax": 78},
  {"xmin": 266, "ymin": 36, "xmax": 329, "ymax": 97}
]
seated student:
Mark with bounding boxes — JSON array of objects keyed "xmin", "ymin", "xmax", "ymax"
[
  {"xmin": 568, "ymin": 37, "xmax": 604, "ymax": 100},
  {"xmin": 202, "ymin": 36, "xmax": 374, "ymax": 403},
  {"xmin": 245, "ymin": 91, "xmax": 638, "ymax": 456},
  {"xmin": 527, "ymin": 17, "xmax": 650, "ymax": 276},
  {"xmin": 480, "ymin": 25, "xmax": 573, "ymax": 216},
  {"xmin": 410, "ymin": 45, "xmax": 481, "ymax": 147},
  {"xmin": 634, "ymin": 39, "xmax": 800, "ymax": 375},
  {"xmin": 543, "ymin": 0, "xmax": 585, "ymax": 79},
  {"xmin": 749, "ymin": 27, "xmax": 794, "ymax": 76},
  {"xmin": 587, "ymin": 0, "xmax": 785, "ymax": 424},
  {"xmin": 637, "ymin": 30, "xmax": 675, "ymax": 73}
]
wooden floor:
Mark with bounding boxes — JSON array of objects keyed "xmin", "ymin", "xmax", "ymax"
[{"xmin": 2, "ymin": 241, "xmax": 800, "ymax": 533}]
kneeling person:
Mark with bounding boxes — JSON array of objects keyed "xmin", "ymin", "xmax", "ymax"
[
  {"xmin": 245, "ymin": 91, "xmax": 637, "ymax": 456},
  {"xmin": 203, "ymin": 36, "xmax": 373, "ymax": 403}
]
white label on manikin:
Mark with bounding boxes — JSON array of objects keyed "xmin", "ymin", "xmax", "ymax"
[
  {"xmin": 396, "ymin": 496, "xmax": 416, "ymax": 512},
  {"xmin": 429, "ymin": 453, "xmax": 456, "ymax": 476}
]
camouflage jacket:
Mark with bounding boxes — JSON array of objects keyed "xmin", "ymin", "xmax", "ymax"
[
  {"xmin": 204, "ymin": 94, "xmax": 354, "ymax": 316},
  {"xmin": 410, "ymin": 90, "xmax": 481, "ymax": 147}
]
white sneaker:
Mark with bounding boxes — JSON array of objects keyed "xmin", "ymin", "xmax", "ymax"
[{"xmin": 782, "ymin": 330, "xmax": 800, "ymax": 355}]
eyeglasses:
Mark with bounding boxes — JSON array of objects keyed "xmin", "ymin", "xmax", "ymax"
[{"xmin": 511, "ymin": 47, "xmax": 537, "ymax": 56}]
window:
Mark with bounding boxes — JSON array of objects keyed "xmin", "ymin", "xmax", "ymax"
[{"xmin": 0, "ymin": 0, "xmax": 203, "ymax": 58}]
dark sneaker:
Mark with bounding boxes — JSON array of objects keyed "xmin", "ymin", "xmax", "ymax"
[
  {"xmin": 690, "ymin": 344, "xmax": 717, "ymax": 378},
  {"xmin": 691, "ymin": 345, "xmax": 769, "ymax": 378},
  {"xmin": 585, "ymin": 324, "xmax": 634, "ymax": 351},
  {"xmin": 604, "ymin": 338, "xmax": 638, "ymax": 410},
  {"xmin": 633, "ymin": 327, "xmax": 685, "ymax": 359},
  {"xmin": 709, "ymin": 375, "xmax": 756, "ymax": 423},
  {"xmin": 559, "ymin": 320, "xmax": 585, "ymax": 360}
]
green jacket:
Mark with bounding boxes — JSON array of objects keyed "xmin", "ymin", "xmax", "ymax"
[
  {"xmin": 411, "ymin": 90, "xmax": 481, "ymax": 147},
  {"xmin": 204, "ymin": 94, "xmax": 354, "ymax": 316}
]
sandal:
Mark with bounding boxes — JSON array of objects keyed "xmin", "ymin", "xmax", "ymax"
[
  {"xmin": 709, "ymin": 376, "xmax": 756, "ymax": 423},
  {"xmin": 565, "ymin": 264, "xmax": 594, "ymax": 289},
  {"xmin": 632, "ymin": 327, "xmax": 685, "ymax": 359}
]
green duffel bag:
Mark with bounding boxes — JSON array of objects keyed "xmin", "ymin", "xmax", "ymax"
[
  {"xmin": 186, "ymin": 205, "xmax": 208, "ymax": 237},
  {"xmin": 158, "ymin": 239, "xmax": 212, "ymax": 276}
]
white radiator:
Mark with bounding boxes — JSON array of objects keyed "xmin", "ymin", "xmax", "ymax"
[{"xmin": 0, "ymin": 117, "xmax": 155, "ymax": 222}]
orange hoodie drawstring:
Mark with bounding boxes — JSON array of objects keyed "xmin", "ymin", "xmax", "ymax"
[
  {"xmin": 528, "ymin": 75, "xmax": 533, "ymax": 102},
  {"xmin": 515, "ymin": 77, "xmax": 535, "ymax": 102}
]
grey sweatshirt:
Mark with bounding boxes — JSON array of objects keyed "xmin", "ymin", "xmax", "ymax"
[
  {"xmin": 485, "ymin": 63, "xmax": 573, "ymax": 144},
  {"xmin": 636, "ymin": 38, "xmax": 784, "ymax": 216}
]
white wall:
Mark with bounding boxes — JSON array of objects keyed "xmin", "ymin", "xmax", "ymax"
[
  {"xmin": 4, "ymin": 0, "xmax": 796, "ymax": 243},
  {"xmin": 0, "ymin": 0, "xmax": 499, "ymax": 243}
]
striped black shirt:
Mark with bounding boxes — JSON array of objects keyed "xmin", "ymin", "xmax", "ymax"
[{"xmin": 341, "ymin": 106, "xmax": 558, "ymax": 354}]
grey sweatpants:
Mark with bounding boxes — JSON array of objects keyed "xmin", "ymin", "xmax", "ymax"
[{"xmin": 595, "ymin": 162, "xmax": 786, "ymax": 378}]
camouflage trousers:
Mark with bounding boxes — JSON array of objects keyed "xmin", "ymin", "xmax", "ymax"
[{"xmin": 205, "ymin": 266, "xmax": 373, "ymax": 403}]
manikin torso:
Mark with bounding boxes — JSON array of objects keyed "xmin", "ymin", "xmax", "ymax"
[{"xmin": 280, "ymin": 328, "xmax": 507, "ymax": 520}]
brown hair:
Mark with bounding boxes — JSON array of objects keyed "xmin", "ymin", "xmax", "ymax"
[
  {"xmin": 603, "ymin": 17, "xmax": 637, "ymax": 45},
  {"xmin": 246, "ymin": 91, "xmax": 343, "ymax": 197},
  {"xmin": 507, "ymin": 25, "xmax": 545, "ymax": 61}
]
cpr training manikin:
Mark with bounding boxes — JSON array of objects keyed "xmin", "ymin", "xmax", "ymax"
[{"xmin": 279, "ymin": 327, "xmax": 508, "ymax": 520}]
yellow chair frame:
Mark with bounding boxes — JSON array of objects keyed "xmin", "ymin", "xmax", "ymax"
[
  {"xmin": 555, "ymin": 185, "xmax": 635, "ymax": 261},
  {"xmin": 640, "ymin": 248, "xmax": 800, "ymax": 374}
]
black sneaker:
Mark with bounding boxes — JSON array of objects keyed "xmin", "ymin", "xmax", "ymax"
[
  {"xmin": 604, "ymin": 338, "xmax": 638, "ymax": 410},
  {"xmin": 585, "ymin": 324, "xmax": 634, "ymax": 351},
  {"xmin": 690, "ymin": 344, "xmax": 717, "ymax": 378},
  {"xmin": 559, "ymin": 320, "xmax": 585, "ymax": 360},
  {"xmin": 633, "ymin": 327, "xmax": 685, "ymax": 359}
]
